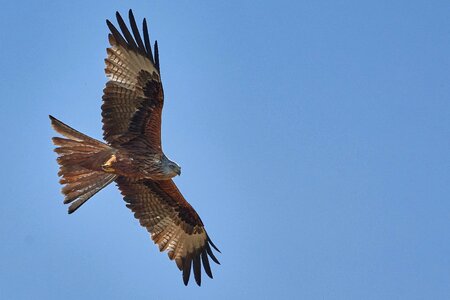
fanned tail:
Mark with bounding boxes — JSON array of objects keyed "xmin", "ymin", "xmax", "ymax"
[{"xmin": 49, "ymin": 115, "xmax": 117, "ymax": 213}]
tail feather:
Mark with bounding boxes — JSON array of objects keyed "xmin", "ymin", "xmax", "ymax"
[
  {"xmin": 50, "ymin": 115, "xmax": 106, "ymax": 144},
  {"xmin": 65, "ymin": 172, "xmax": 116, "ymax": 214},
  {"xmin": 49, "ymin": 115, "xmax": 117, "ymax": 214}
]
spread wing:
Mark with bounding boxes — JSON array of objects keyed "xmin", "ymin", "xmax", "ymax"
[
  {"xmin": 102, "ymin": 10, "xmax": 163, "ymax": 150},
  {"xmin": 116, "ymin": 177, "xmax": 220, "ymax": 286}
]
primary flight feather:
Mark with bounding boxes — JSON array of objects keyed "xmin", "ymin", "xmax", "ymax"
[{"xmin": 49, "ymin": 9, "xmax": 220, "ymax": 286}]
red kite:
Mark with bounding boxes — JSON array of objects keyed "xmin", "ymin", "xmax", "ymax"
[{"xmin": 49, "ymin": 10, "xmax": 220, "ymax": 286}]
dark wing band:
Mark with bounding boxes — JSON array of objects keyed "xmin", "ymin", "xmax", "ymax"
[
  {"xmin": 102, "ymin": 10, "xmax": 163, "ymax": 149},
  {"xmin": 116, "ymin": 176, "xmax": 220, "ymax": 286}
]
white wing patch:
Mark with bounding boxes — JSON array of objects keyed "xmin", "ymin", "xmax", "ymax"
[{"xmin": 105, "ymin": 35, "xmax": 159, "ymax": 94}]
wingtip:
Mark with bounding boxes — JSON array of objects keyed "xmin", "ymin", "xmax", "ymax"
[
  {"xmin": 182, "ymin": 271, "xmax": 189, "ymax": 286},
  {"xmin": 207, "ymin": 235, "xmax": 221, "ymax": 253},
  {"xmin": 106, "ymin": 19, "xmax": 114, "ymax": 30},
  {"xmin": 154, "ymin": 40, "xmax": 159, "ymax": 54},
  {"xmin": 143, "ymin": 18, "xmax": 148, "ymax": 34},
  {"xmin": 154, "ymin": 40, "xmax": 160, "ymax": 71},
  {"xmin": 206, "ymin": 244, "xmax": 220, "ymax": 265},
  {"xmin": 115, "ymin": 11, "xmax": 125, "ymax": 26}
]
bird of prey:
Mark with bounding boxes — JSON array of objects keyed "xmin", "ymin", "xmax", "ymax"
[{"xmin": 49, "ymin": 10, "xmax": 220, "ymax": 286}]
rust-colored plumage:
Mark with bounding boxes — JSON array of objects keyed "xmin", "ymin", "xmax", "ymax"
[{"xmin": 49, "ymin": 10, "xmax": 219, "ymax": 286}]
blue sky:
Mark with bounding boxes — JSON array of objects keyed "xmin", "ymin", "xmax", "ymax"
[{"xmin": 0, "ymin": 1, "xmax": 449, "ymax": 299}]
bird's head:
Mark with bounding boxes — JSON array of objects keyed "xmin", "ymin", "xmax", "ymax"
[
  {"xmin": 161, "ymin": 155, "xmax": 181, "ymax": 178},
  {"xmin": 168, "ymin": 161, "xmax": 181, "ymax": 176}
]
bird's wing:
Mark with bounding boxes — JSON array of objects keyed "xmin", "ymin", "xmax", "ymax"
[
  {"xmin": 102, "ymin": 10, "xmax": 163, "ymax": 150},
  {"xmin": 116, "ymin": 176, "xmax": 220, "ymax": 286}
]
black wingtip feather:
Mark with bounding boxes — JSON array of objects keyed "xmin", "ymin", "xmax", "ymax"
[
  {"xmin": 182, "ymin": 258, "xmax": 192, "ymax": 286},
  {"xmin": 128, "ymin": 10, "xmax": 146, "ymax": 54},
  {"xmin": 193, "ymin": 255, "xmax": 202, "ymax": 286},
  {"xmin": 106, "ymin": 19, "xmax": 128, "ymax": 47},
  {"xmin": 180, "ymin": 245, "xmax": 218, "ymax": 285},
  {"xmin": 142, "ymin": 18, "xmax": 154, "ymax": 63},
  {"xmin": 115, "ymin": 11, "xmax": 138, "ymax": 50},
  {"xmin": 208, "ymin": 236, "xmax": 221, "ymax": 253},
  {"xmin": 154, "ymin": 40, "xmax": 160, "ymax": 72},
  {"xmin": 206, "ymin": 244, "xmax": 220, "ymax": 265},
  {"xmin": 201, "ymin": 250, "xmax": 213, "ymax": 279},
  {"xmin": 107, "ymin": 11, "xmax": 156, "ymax": 65}
]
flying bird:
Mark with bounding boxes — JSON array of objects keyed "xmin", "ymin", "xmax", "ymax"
[{"xmin": 49, "ymin": 10, "xmax": 220, "ymax": 286}]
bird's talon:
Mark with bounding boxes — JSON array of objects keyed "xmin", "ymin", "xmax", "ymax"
[{"xmin": 102, "ymin": 154, "xmax": 117, "ymax": 173}]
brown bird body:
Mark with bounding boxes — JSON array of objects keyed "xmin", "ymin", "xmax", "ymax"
[{"xmin": 49, "ymin": 10, "xmax": 219, "ymax": 286}]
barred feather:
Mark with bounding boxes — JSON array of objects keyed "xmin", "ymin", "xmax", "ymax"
[{"xmin": 50, "ymin": 115, "xmax": 117, "ymax": 213}]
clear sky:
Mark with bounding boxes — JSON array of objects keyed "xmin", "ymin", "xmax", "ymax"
[{"xmin": 0, "ymin": 1, "xmax": 449, "ymax": 299}]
